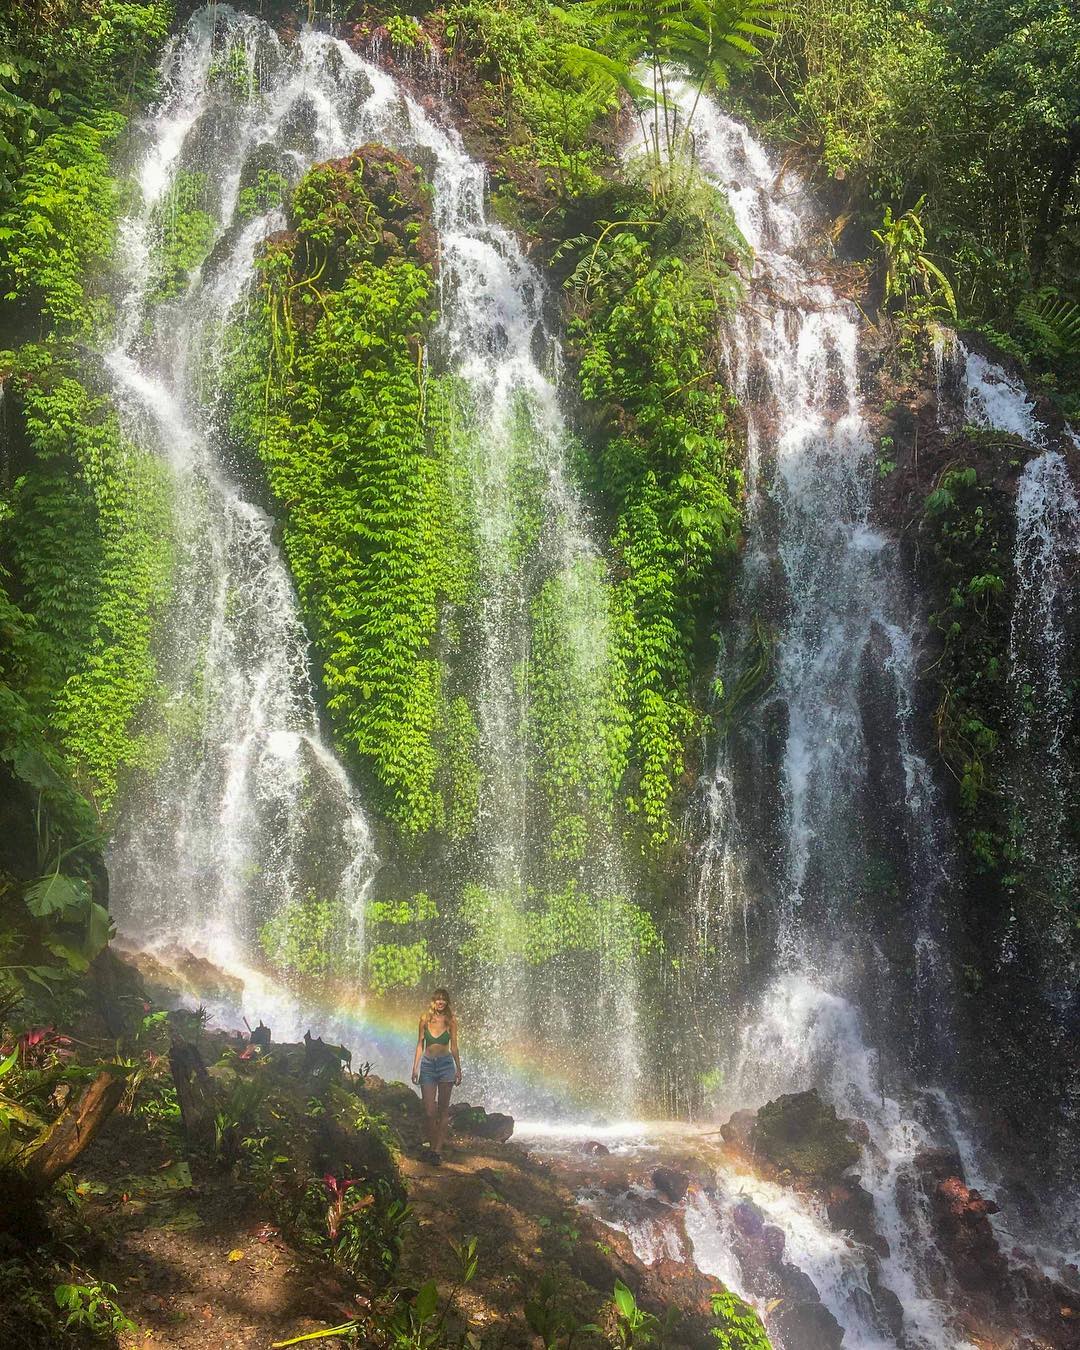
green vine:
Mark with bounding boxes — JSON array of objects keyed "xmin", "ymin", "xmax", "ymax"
[
  {"xmin": 567, "ymin": 206, "xmax": 745, "ymax": 847},
  {"xmin": 226, "ymin": 148, "xmax": 449, "ymax": 835}
]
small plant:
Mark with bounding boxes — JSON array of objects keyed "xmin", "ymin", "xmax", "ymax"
[
  {"xmin": 54, "ymin": 1277, "xmax": 137, "ymax": 1337},
  {"xmin": 16, "ymin": 1025, "xmax": 74, "ymax": 1067},
  {"xmin": 214, "ymin": 1075, "xmax": 269, "ymax": 1165},
  {"xmin": 332, "ymin": 1180, "xmax": 413, "ymax": 1283},
  {"xmin": 525, "ymin": 1270, "xmax": 583, "ymax": 1348},
  {"xmin": 609, "ymin": 1280, "xmax": 675, "ymax": 1350},
  {"xmin": 384, "ymin": 14, "xmax": 429, "ymax": 50},
  {"xmin": 709, "ymin": 1290, "xmax": 771, "ymax": 1349},
  {"xmin": 873, "ymin": 195, "xmax": 956, "ymax": 320},
  {"xmin": 323, "ymin": 1173, "xmax": 375, "ymax": 1242}
]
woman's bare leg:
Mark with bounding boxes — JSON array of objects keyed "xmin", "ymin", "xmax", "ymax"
[
  {"xmin": 421, "ymin": 1082, "xmax": 438, "ymax": 1149},
  {"xmin": 433, "ymin": 1082, "xmax": 454, "ymax": 1154}
]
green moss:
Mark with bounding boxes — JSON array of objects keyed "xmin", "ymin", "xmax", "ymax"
[
  {"xmin": 751, "ymin": 1091, "xmax": 860, "ymax": 1181},
  {"xmin": 567, "ymin": 208, "xmax": 746, "ymax": 848},
  {"xmin": 367, "ymin": 939, "xmax": 438, "ymax": 996},
  {"xmin": 236, "ymin": 169, "xmax": 288, "ymax": 222},
  {"xmin": 457, "ymin": 879, "xmax": 659, "ymax": 967},
  {"xmin": 225, "ymin": 147, "xmax": 449, "ymax": 835},
  {"xmin": 147, "ymin": 169, "xmax": 216, "ymax": 305},
  {"xmin": 3, "ymin": 346, "xmax": 173, "ymax": 816},
  {"xmin": 259, "ymin": 893, "xmax": 361, "ymax": 984},
  {"xmin": 1, "ymin": 117, "xmax": 125, "ymax": 333},
  {"xmin": 527, "ymin": 558, "xmax": 631, "ymax": 861},
  {"xmin": 921, "ymin": 461, "xmax": 1012, "ymax": 868}
]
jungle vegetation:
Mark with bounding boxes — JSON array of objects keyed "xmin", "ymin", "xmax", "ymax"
[{"xmin": 0, "ymin": 0, "xmax": 1076, "ymax": 1337}]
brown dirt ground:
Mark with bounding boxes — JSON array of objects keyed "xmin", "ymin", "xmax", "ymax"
[{"xmin": 64, "ymin": 1077, "xmax": 720, "ymax": 1350}]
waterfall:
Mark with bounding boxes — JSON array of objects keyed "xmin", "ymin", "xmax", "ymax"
[
  {"xmin": 104, "ymin": 4, "xmax": 637, "ymax": 1106},
  {"xmin": 106, "ymin": 12, "xmax": 377, "ymax": 1032},
  {"xmin": 961, "ymin": 347, "xmax": 1080, "ymax": 932},
  {"xmin": 655, "ymin": 91, "xmax": 969, "ymax": 1350}
]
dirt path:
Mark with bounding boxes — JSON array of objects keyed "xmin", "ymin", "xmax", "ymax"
[{"xmin": 66, "ymin": 1077, "xmax": 719, "ymax": 1350}]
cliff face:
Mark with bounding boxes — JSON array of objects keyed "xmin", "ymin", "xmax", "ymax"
[{"xmin": 865, "ymin": 326, "xmax": 1080, "ymax": 1183}]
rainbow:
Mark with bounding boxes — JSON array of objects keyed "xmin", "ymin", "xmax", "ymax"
[{"xmin": 123, "ymin": 938, "xmax": 605, "ymax": 1115}]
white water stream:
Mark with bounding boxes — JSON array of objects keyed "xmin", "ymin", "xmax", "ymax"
[{"xmin": 632, "ymin": 91, "xmax": 978, "ymax": 1350}]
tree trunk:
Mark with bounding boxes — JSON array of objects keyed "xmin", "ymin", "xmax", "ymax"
[
  {"xmin": 169, "ymin": 1038, "xmax": 217, "ymax": 1142},
  {"xmin": 19, "ymin": 1069, "xmax": 127, "ymax": 1194}
]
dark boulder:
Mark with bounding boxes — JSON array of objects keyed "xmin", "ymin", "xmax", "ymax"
[
  {"xmin": 823, "ymin": 1177, "xmax": 888, "ymax": 1255},
  {"xmin": 652, "ymin": 1166, "xmax": 690, "ymax": 1204},
  {"xmin": 448, "ymin": 1102, "xmax": 514, "ymax": 1143},
  {"xmin": 720, "ymin": 1108, "xmax": 757, "ymax": 1150},
  {"xmin": 913, "ymin": 1149, "xmax": 1007, "ymax": 1294},
  {"xmin": 752, "ymin": 1090, "xmax": 861, "ymax": 1181}
]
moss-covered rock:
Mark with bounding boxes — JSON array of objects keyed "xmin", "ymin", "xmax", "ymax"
[{"xmin": 750, "ymin": 1090, "xmax": 861, "ymax": 1181}]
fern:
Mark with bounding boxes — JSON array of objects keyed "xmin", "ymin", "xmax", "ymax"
[{"xmin": 1016, "ymin": 289, "xmax": 1080, "ymax": 358}]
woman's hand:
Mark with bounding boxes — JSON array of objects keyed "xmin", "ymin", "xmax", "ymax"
[
  {"xmin": 455, "ymin": 1069, "xmax": 462, "ymax": 1086},
  {"xmin": 411, "ymin": 1070, "xmax": 419, "ymax": 1085}
]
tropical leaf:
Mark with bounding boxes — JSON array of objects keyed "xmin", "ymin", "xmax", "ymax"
[{"xmin": 24, "ymin": 872, "xmax": 89, "ymax": 918}]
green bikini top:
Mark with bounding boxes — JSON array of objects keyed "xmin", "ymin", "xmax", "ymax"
[{"xmin": 423, "ymin": 1022, "xmax": 451, "ymax": 1049}]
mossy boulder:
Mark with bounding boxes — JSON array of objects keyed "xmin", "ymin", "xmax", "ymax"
[
  {"xmin": 287, "ymin": 142, "xmax": 437, "ymax": 291},
  {"xmin": 751, "ymin": 1090, "xmax": 861, "ymax": 1181}
]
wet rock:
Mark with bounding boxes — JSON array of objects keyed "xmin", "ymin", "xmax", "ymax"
[
  {"xmin": 118, "ymin": 944, "xmax": 244, "ymax": 1005},
  {"xmin": 769, "ymin": 1298, "xmax": 846, "ymax": 1350},
  {"xmin": 840, "ymin": 1116, "xmax": 871, "ymax": 1146},
  {"xmin": 448, "ymin": 1103, "xmax": 514, "ymax": 1143},
  {"xmin": 590, "ymin": 1188, "xmax": 692, "ymax": 1264},
  {"xmin": 752, "ymin": 1090, "xmax": 861, "ymax": 1181},
  {"xmin": 914, "ymin": 1149, "xmax": 1008, "ymax": 1293},
  {"xmin": 583, "ymin": 1140, "xmax": 610, "ymax": 1156},
  {"xmin": 866, "ymin": 1267, "xmax": 906, "ymax": 1342},
  {"xmin": 652, "ymin": 1166, "xmax": 690, "ymax": 1204},
  {"xmin": 732, "ymin": 1199, "xmax": 765, "ymax": 1238},
  {"xmin": 650, "ymin": 1257, "xmax": 722, "ymax": 1318},
  {"xmin": 761, "ymin": 1225, "xmax": 786, "ymax": 1264},
  {"xmin": 733, "ymin": 1221, "xmax": 844, "ymax": 1350},
  {"xmin": 823, "ymin": 1177, "xmax": 889, "ymax": 1255},
  {"xmin": 720, "ymin": 1108, "xmax": 757, "ymax": 1150}
]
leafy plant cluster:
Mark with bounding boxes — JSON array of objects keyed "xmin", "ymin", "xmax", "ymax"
[
  {"xmin": 4, "ymin": 345, "xmax": 174, "ymax": 815},
  {"xmin": 225, "ymin": 146, "xmax": 458, "ymax": 837},
  {"xmin": 753, "ymin": 0, "xmax": 1080, "ymax": 411},
  {"xmin": 564, "ymin": 196, "xmax": 747, "ymax": 848},
  {"xmin": 0, "ymin": 2, "xmax": 174, "ymax": 998},
  {"xmin": 457, "ymin": 878, "xmax": 660, "ymax": 967},
  {"xmin": 441, "ymin": 0, "xmax": 621, "ymax": 207},
  {"xmin": 920, "ymin": 456, "xmax": 1014, "ymax": 876},
  {"xmin": 146, "ymin": 167, "xmax": 217, "ymax": 306}
]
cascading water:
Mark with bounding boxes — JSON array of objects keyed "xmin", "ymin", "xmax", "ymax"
[
  {"xmin": 635, "ymin": 91, "xmax": 973, "ymax": 1349},
  {"xmin": 106, "ymin": 5, "xmax": 638, "ymax": 1106},
  {"xmin": 961, "ymin": 348, "xmax": 1080, "ymax": 933},
  {"xmin": 91, "ymin": 10, "xmax": 1076, "ymax": 1343},
  {"xmin": 106, "ymin": 14, "xmax": 377, "ymax": 1037}
]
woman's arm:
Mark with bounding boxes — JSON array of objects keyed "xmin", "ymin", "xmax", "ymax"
[
  {"xmin": 450, "ymin": 1015, "xmax": 461, "ymax": 1086},
  {"xmin": 412, "ymin": 1018, "xmax": 425, "ymax": 1084}
]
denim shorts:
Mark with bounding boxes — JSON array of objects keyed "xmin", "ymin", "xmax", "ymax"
[{"xmin": 418, "ymin": 1053, "xmax": 456, "ymax": 1085}]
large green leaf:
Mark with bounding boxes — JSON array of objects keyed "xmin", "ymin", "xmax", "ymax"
[{"xmin": 24, "ymin": 872, "xmax": 90, "ymax": 918}]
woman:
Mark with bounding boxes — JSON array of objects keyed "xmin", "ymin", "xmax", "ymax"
[{"xmin": 410, "ymin": 987, "xmax": 461, "ymax": 1164}]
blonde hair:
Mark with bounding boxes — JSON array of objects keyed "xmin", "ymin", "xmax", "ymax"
[{"xmin": 425, "ymin": 987, "xmax": 453, "ymax": 1023}]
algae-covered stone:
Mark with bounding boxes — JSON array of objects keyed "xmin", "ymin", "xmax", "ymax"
[{"xmin": 751, "ymin": 1090, "xmax": 860, "ymax": 1181}]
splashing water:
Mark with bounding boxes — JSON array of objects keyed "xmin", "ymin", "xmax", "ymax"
[{"xmin": 960, "ymin": 345, "xmax": 1080, "ymax": 929}]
